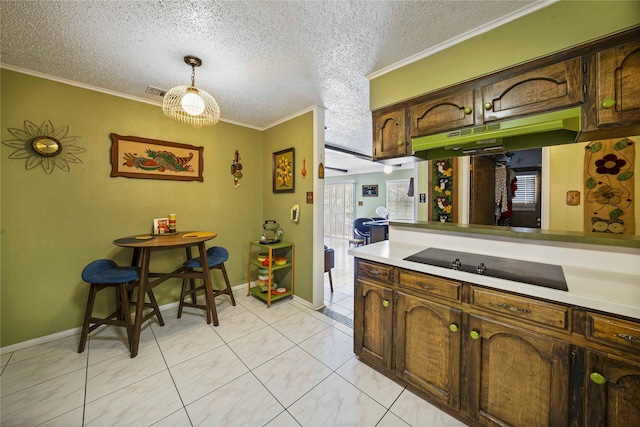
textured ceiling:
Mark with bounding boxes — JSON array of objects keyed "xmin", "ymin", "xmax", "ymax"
[{"xmin": 1, "ymin": 0, "xmax": 543, "ymax": 165}]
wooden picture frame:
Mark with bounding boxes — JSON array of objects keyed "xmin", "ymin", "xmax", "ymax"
[
  {"xmin": 273, "ymin": 147, "xmax": 295, "ymax": 193},
  {"xmin": 362, "ymin": 185, "xmax": 378, "ymax": 197},
  {"xmin": 110, "ymin": 133, "xmax": 204, "ymax": 181}
]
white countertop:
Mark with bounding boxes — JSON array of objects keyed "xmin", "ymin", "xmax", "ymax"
[{"xmin": 350, "ymin": 240, "xmax": 640, "ymax": 320}]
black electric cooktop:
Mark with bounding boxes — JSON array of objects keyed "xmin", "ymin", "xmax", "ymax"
[{"xmin": 404, "ymin": 248, "xmax": 568, "ymax": 291}]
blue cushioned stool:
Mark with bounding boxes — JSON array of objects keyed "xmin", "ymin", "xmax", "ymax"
[
  {"xmin": 78, "ymin": 259, "xmax": 163, "ymax": 353},
  {"xmin": 179, "ymin": 246, "xmax": 236, "ymax": 320}
]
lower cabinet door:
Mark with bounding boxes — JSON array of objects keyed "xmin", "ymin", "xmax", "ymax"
[
  {"xmin": 464, "ymin": 315, "xmax": 571, "ymax": 426},
  {"xmin": 585, "ymin": 350, "xmax": 640, "ymax": 427},
  {"xmin": 395, "ymin": 292, "xmax": 462, "ymax": 409},
  {"xmin": 354, "ymin": 279, "xmax": 394, "ymax": 371}
]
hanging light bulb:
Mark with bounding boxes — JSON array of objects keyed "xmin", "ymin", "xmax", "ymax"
[
  {"xmin": 181, "ymin": 88, "xmax": 205, "ymax": 116},
  {"xmin": 163, "ymin": 56, "xmax": 220, "ymax": 127},
  {"xmin": 384, "ymin": 165, "xmax": 393, "ymax": 174}
]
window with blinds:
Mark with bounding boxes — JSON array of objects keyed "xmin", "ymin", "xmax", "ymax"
[
  {"xmin": 386, "ymin": 179, "xmax": 415, "ymax": 220},
  {"xmin": 512, "ymin": 173, "xmax": 538, "ymax": 211}
]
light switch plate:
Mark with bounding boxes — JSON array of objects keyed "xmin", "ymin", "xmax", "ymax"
[{"xmin": 566, "ymin": 190, "xmax": 580, "ymax": 206}]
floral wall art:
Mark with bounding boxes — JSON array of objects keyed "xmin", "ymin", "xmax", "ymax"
[
  {"xmin": 584, "ymin": 136, "xmax": 636, "ymax": 234},
  {"xmin": 429, "ymin": 158, "xmax": 457, "ymax": 222}
]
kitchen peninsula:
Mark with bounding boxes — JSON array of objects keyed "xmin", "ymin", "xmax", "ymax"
[{"xmin": 350, "ymin": 221, "xmax": 640, "ymax": 426}]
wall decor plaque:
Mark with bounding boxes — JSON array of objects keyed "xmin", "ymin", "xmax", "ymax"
[{"xmin": 110, "ymin": 134, "xmax": 203, "ymax": 181}]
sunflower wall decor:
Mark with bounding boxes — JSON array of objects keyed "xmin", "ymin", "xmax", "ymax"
[
  {"xmin": 1, "ymin": 120, "xmax": 85, "ymax": 174},
  {"xmin": 584, "ymin": 136, "xmax": 636, "ymax": 234}
]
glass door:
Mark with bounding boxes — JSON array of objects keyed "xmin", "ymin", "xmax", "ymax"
[{"xmin": 324, "ymin": 181, "xmax": 355, "ymax": 239}]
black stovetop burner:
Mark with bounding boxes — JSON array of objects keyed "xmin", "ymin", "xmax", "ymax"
[{"xmin": 404, "ymin": 248, "xmax": 568, "ymax": 291}]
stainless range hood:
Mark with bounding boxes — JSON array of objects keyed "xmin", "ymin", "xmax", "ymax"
[{"xmin": 411, "ymin": 107, "xmax": 582, "ymax": 160}]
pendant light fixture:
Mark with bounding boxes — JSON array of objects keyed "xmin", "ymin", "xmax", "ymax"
[{"xmin": 162, "ymin": 55, "xmax": 220, "ymax": 127}]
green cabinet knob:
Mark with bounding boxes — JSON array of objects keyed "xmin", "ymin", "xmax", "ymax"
[
  {"xmin": 470, "ymin": 330, "xmax": 480, "ymax": 340},
  {"xmin": 464, "ymin": 107, "xmax": 472, "ymax": 115},
  {"xmin": 602, "ymin": 99, "xmax": 616, "ymax": 109},
  {"xmin": 483, "ymin": 102, "xmax": 493, "ymax": 110},
  {"xmin": 382, "ymin": 300, "xmax": 389, "ymax": 307},
  {"xmin": 590, "ymin": 372, "xmax": 606, "ymax": 385},
  {"xmin": 397, "ymin": 139, "xmax": 403, "ymax": 146},
  {"xmin": 449, "ymin": 324, "xmax": 458, "ymax": 332}
]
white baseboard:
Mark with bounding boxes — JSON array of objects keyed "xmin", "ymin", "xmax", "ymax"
[{"xmin": 1, "ymin": 282, "xmax": 319, "ymax": 355}]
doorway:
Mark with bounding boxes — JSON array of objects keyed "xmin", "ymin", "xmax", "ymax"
[
  {"xmin": 324, "ymin": 181, "xmax": 355, "ymax": 239},
  {"xmin": 469, "ymin": 149, "xmax": 542, "ymax": 228}
]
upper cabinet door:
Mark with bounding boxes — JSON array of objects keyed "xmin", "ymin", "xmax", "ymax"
[
  {"xmin": 373, "ymin": 108, "xmax": 408, "ymax": 160},
  {"xmin": 409, "ymin": 90, "xmax": 476, "ymax": 138},
  {"xmin": 596, "ymin": 40, "xmax": 640, "ymax": 127},
  {"xmin": 482, "ymin": 57, "xmax": 583, "ymax": 123}
]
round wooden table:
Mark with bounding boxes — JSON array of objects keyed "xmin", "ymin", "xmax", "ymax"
[{"xmin": 113, "ymin": 231, "xmax": 217, "ymax": 357}]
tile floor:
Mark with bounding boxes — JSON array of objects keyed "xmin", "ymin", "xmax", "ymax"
[{"xmin": 0, "ymin": 237, "xmax": 466, "ymax": 427}]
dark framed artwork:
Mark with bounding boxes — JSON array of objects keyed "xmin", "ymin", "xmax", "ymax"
[
  {"xmin": 273, "ymin": 147, "xmax": 295, "ymax": 193},
  {"xmin": 362, "ymin": 185, "xmax": 378, "ymax": 197},
  {"xmin": 110, "ymin": 134, "xmax": 203, "ymax": 181}
]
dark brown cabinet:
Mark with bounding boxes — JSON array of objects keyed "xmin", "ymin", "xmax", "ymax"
[
  {"xmin": 372, "ymin": 108, "xmax": 409, "ymax": 160},
  {"xmin": 481, "ymin": 57, "xmax": 583, "ymax": 123},
  {"xmin": 409, "ymin": 90, "xmax": 476, "ymax": 138},
  {"xmin": 353, "ymin": 258, "xmax": 640, "ymax": 426},
  {"xmin": 464, "ymin": 314, "xmax": 571, "ymax": 426},
  {"xmin": 371, "ymin": 28, "xmax": 640, "ymax": 160},
  {"xmin": 582, "ymin": 311, "xmax": 640, "ymax": 426},
  {"xmin": 354, "ymin": 269, "xmax": 394, "ymax": 371},
  {"xmin": 354, "ymin": 279, "xmax": 393, "ymax": 370},
  {"xmin": 584, "ymin": 350, "xmax": 640, "ymax": 427},
  {"xmin": 395, "ymin": 291, "xmax": 462, "ymax": 409},
  {"xmin": 593, "ymin": 40, "xmax": 640, "ymax": 128}
]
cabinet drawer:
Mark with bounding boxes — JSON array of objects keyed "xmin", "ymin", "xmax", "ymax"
[
  {"xmin": 469, "ymin": 287, "xmax": 570, "ymax": 331},
  {"xmin": 586, "ymin": 312, "xmax": 640, "ymax": 354},
  {"xmin": 357, "ymin": 260, "xmax": 394, "ymax": 284},
  {"xmin": 399, "ymin": 270, "xmax": 461, "ymax": 302}
]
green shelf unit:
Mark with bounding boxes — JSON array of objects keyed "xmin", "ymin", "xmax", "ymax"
[
  {"xmin": 248, "ymin": 286, "xmax": 292, "ymax": 304},
  {"xmin": 250, "ymin": 260, "xmax": 292, "ymax": 270},
  {"xmin": 247, "ymin": 240, "xmax": 294, "ymax": 307}
]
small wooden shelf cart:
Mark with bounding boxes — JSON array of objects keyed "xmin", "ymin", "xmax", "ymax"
[{"xmin": 247, "ymin": 240, "xmax": 294, "ymax": 307}]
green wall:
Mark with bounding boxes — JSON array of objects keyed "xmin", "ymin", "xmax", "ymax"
[
  {"xmin": 262, "ymin": 112, "xmax": 315, "ymax": 302},
  {"xmin": 0, "ymin": 69, "xmax": 315, "ymax": 347},
  {"xmin": 370, "ymin": 1, "xmax": 640, "ymax": 109}
]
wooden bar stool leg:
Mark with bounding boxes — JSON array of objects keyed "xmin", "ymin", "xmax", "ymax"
[
  {"xmin": 118, "ymin": 283, "xmax": 133, "ymax": 349},
  {"xmin": 220, "ymin": 263, "xmax": 236, "ymax": 306},
  {"xmin": 78, "ymin": 285, "xmax": 99, "ymax": 353}
]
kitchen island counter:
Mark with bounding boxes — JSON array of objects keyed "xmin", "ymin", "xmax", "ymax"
[{"xmin": 349, "ymin": 226, "xmax": 640, "ymax": 320}]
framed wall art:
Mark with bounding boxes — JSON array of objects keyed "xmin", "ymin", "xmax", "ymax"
[
  {"xmin": 362, "ymin": 185, "xmax": 378, "ymax": 197},
  {"xmin": 273, "ymin": 147, "xmax": 295, "ymax": 193},
  {"xmin": 428, "ymin": 158, "xmax": 458, "ymax": 222},
  {"xmin": 110, "ymin": 133, "xmax": 204, "ymax": 181}
]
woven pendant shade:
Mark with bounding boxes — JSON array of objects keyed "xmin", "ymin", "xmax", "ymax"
[{"xmin": 162, "ymin": 56, "xmax": 220, "ymax": 127}]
